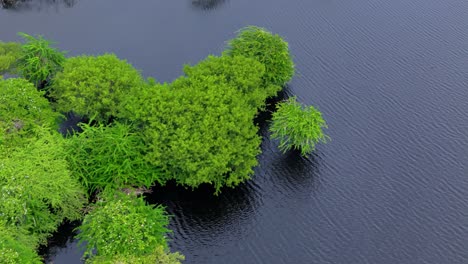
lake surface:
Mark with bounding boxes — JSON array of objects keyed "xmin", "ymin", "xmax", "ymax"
[{"xmin": 1, "ymin": 0, "xmax": 468, "ymax": 263}]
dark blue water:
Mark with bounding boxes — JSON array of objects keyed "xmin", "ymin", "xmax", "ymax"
[{"xmin": 1, "ymin": 0, "xmax": 468, "ymax": 263}]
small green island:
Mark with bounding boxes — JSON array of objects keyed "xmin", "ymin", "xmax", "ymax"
[{"xmin": 0, "ymin": 26, "xmax": 328, "ymax": 263}]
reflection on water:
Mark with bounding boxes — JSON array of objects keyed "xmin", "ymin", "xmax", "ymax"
[
  {"xmin": 1, "ymin": 0, "xmax": 77, "ymax": 11},
  {"xmin": 191, "ymin": 0, "xmax": 227, "ymax": 10}
]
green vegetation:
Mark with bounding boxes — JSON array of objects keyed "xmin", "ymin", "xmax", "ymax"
[
  {"xmin": 88, "ymin": 246, "xmax": 184, "ymax": 264},
  {"xmin": 0, "ymin": 223, "xmax": 41, "ymax": 264},
  {"xmin": 0, "ymin": 41, "xmax": 21, "ymax": 77},
  {"xmin": 77, "ymin": 192, "xmax": 177, "ymax": 262},
  {"xmin": 0, "ymin": 26, "xmax": 326, "ymax": 262},
  {"xmin": 270, "ymin": 97, "xmax": 328, "ymax": 156},
  {"xmin": 0, "ymin": 78, "xmax": 60, "ymax": 146},
  {"xmin": 0, "ymin": 127, "xmax": 85, "ymax": 243},
  {"xmin": 137, "ymin": 75, "xmax": 261, "ymax": 193},
  {"xmin": 224, "ymin": 26, "xmax": 294, "ymax": 90},
  {"xmin": 50, "ymin": 54, "xmax": 145, "ymax": 123},
  {"xmin": 65, "ymin": 121, "xmax": 161, "ymax": 193},
  {"xmin": 16, "ymin": 32, "xmax": 66, "ymax": 88}
]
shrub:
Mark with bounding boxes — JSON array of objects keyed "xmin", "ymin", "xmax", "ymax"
[
  {"xmin": 16, "ymin": 32, "xmax": 66, "ymax": 88},
  {"xmin": 0, "ymin": 41, "xmax": 21, "ymax": 77},
  {"xmin": 224, "ymin": 26, "xmax": 294, "ymax": 90},
  {"xmin": 0, "ymin": 127, "xmax": 86, "ymax": 243},
  {"xmin": 0, "ymin": 78, "xmax": 61, "ymax": 147},
  {"xmin": 183, "ymin": 55, "xmax": 267, "ymax": 109},
  {"xmin": 269, "ymin": 97, "xmax": 328, "ymax": 156},
  {"xmin": 65, "ymin": 121, "xmax": 162, "ymax": 193},
  {"xmin": 77, "ymin": 192, "xmax": 171, "ymax": 260},
  {"xmin": 0, "ymin": 222, "xmax": 41, "ymax": 264},
  {"xmin": 86, "ymin": 246, "xmax": 184, "ymax": 264},
  {"xmin": 50, "ymin": 54, "xmax": 145, "ymax": 123},
  {"xmin": 141, "ymin": 75, "xmax": 261, "ymax": 193}
]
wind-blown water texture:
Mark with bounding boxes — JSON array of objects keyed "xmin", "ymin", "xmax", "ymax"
[{"xmin": 1, "ymin": 0, "xmax": 468, "ymax": 263}]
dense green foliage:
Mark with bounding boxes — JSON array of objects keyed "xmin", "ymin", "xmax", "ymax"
[
  {"xmin": 132, "ymin": 75, "xmax": 261, "ymax": 193},
  {"xmin": 183, "ymin": 55, "xmax": 268, "ymax": 109},
  {"xmin": 0, "ymin": 78, "xmax": 60, "ymax": 146},
  {"xmin": 270, "ymin": 97, "xmax": 328, "ymax": 156},
  {"xmin": 224, "ymin": 26, "xmax": 294, "ymax": 89},
  {"xmin": 16, "ymin": 32, "xmax": 66, "ymax": 88},
  {"xmin": 0, "ymin": 127, "xmax": 86, "ymax": 243},
  {"xmin": 50, "ymin": 54, "xmax": 145, "ymax": 123},
  {"xmin": 0, "ymin": 223, "xmax": 41, "ymax": 264},
  {"xmin": 77, "ymin": 193, "xmax": 171, "ymax": 260},
  {"xmin": 65, "ymin": 121, "xmax": 161, "ymax": 193},
  {"xmin": 88, "ymin": 246, "xmax": 184, "ymax": 264},
  {"xmin": 0, "ymin": 41, "xmax": 21, "ymax": 77}
]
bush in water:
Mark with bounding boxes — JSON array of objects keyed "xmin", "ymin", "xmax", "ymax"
[
  {"xmin": 0, "ymin": 127, "xmax": 86, "ymax": 243},
  {"xmin": 138, "ymin": 75, "xmax": 261, "ymax": 194},
  {"xmin": 77, "ymin": 192, "xmax": 178, "ymax": 262},
  {"xmin": 65, "ymin": 121, "xmax": 162, "ymax": 194},
  {"xmin": 16, "ymin": 32, "xmax": 66, "ymax": 88},
  {"xmin": 224, "ymin": 26, "xmax": 294, "ymax": 92},
  {"xmin": 50, "ymin": 54, "xmax": 145, "ymax": 124},
  {"xmin": 85, "ymin": 246, "xmax": 184, "ymax": 264},
  {"xmin": 0, "ymin": 41, "xmax": 21, "ymax": 77},
  {"xmin": 0, "ymin": 78, "xmax": 61, "ymax": 147},
  {"xmin": 270, "ymin": 97, "xmax": 328, "ymax": 156},
  {"xmin": 0, "ymin": 222, "xmax": 42, "ymax": 264},
  {"xmin": 183, "ymin": 55, "xmax": 268, "ymax": 109}
]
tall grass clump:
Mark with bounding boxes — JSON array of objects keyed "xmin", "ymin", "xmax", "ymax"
[
  {"xmin": 65, "ymin": 121, "xmax": 162, "ymax": 194},
  {"xmin": 16, "ymin": 32, "xmax": 66, "ymax": 88},
  {"xmin": 270, "ymin": 97, "xmax": 328, "ymax": 156}
]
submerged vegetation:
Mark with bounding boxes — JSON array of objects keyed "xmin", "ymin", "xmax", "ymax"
[{"xmin": 0, "ymin": 26, "xmax": 326, "ymax": 263}]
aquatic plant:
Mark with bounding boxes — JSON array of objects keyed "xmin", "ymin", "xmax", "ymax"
[
  {"xmin": 0, "ymin": 78, "xmax": 61, "ymax": 147},
  {"xmin": 224, "ymin": 26, "xmax": 294, "ymax": 91},
  {"xmin": 86, "ymin": 245, "xmax": 184, "ymax": 264},
  {"xmin": 16, "ymin": 32, "xmax": 66, "ymax": 88},
  {"xmin": 77, "ymin": 192, "xmax": 173, "ymax": 260},
  {"xmin": 270, "ymin": 97, "xmax": 328, "ymax": 156},
  {"xmin": 140, "ymin": 75, "xmax": 261, "ymax": 194},
  {"xmin": 0, "ymin": 222, "xmax": 41, "ymax": 264},
  {"xmin": 0, "ymin": 127, "xmax": 86, "ymax": 243},
  {"xmin": 0, "ymin": 41, "xmax": 21, "ymax": 77},
  {"xmin": 65, "ymin": 121, "xmax": 162, "ymax": 194},
  {"xmin": 183, "ymin": 55, "xmax": 268, "ymax": 109},
  {"xmin": 50, "ymin": 54, "xmax": 145, "ymax": 123}
]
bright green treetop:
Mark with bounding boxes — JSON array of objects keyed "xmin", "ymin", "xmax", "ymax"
[
  {"xmin": 270, "ymin": 97, "xmax": 328, "ymax": 156},
  {"xmin": 50, "ymin": 54, "xmax": 145, "ymax": 123},
  {"xmin": 0, "ymin": 78, "xmax": 60, "ymax": 146},
  {"xmin": 0, "ymin": 127, "xmax": 86, "ymax": 243},
  {"xmin": 224, "ymin": 26, "xmax": 294, "ymax": 90},
  {"xmin": 77, "ymin": 192, "xmax": 172, "ymax": 260},
  {"xmin": 140, "ymin": 75, "xmax": 261, "ymax": 193},
  {"xmin": 0, "ymin": 222, "xmax": 42, "ymax": 264}
]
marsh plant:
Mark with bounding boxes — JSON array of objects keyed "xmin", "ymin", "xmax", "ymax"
[
  {"xmin": 224, "ymin": 26, "xmax": 294, "ymax": 92},
  {"xmin": 270, "ymin": 97, "xmax": 328, "ymax": 156},
  {"xmin": 0, "ymin": 41, "xmax": 21, "ymax": 77},
  {"xmin": 77, "ymin": 192, "xmax": 178, "ymax": 263},
  {"xmin": 0, "ymin": 127, "xmax": 85, "ymax": 243},
  {"xmin": 16, "ymin": 32, "xmax": 66, "ymax": 88},
  {"xmin": 65, "ymin": 121, "xmax": 162, "ymax": 194},
  {"xmin": 0, "ymin": 78, "xmax": 60, "ymax": 146},
  {"xmin": 0, "ymin": 222, "xmax": 41, "ymax": 264},
  {"xmin": 50, "ymin": 54, "xmax": 145, "ymax": 123}
]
